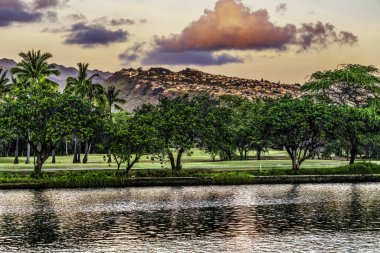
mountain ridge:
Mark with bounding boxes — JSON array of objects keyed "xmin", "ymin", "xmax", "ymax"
[
  {"xmin": 104, "ymin": 67, "xmax": 301, "ymax": 111},
  {"xmin": 1, "ymin": 58, "xmax": 302, "ymax": 111}
]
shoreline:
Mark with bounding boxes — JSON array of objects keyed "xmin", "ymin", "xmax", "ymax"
[{"xmin": 0, "ymin": 174, "xmax": 379, "ymax": 190}]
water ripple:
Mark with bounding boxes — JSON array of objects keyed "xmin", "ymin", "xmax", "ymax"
[{"xmin": 0, "ymin": 183, "xmax": 379, "ymax": 252}]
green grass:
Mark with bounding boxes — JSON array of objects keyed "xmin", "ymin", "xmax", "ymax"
[
  {"xmin": 0, "ymin": 162, "xmax": 379, "ymax": 188},
  {"xmin": 0, "ymin": 149, "xmax": 357, "ymax": 171}
]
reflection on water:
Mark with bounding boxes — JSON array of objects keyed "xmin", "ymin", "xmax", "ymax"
[{"xmin": 0, "ymin": 184, "xmax": 379, "ymax": 252}]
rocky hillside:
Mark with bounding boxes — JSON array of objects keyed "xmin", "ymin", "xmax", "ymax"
[
  {"xmin": 0, "ymin": 58, "xmax": 112, "ymax": 90},
  {"xmin": 104, "ymin": 67, "xmax": 301, "ymax": 111},
  {"xmin": 1, "ymin": 57, "xmax": 302, "ymax": 111}
]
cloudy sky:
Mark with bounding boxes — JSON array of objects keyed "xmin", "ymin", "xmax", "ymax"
[{"xmin": 0, "ymin": 0, "xmax": 379, "ymax": 83}]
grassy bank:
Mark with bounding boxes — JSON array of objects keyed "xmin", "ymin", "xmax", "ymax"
[
  {"xmin": 0, "ymin": 151, "xmax": 357, "ymax": 171},
  {"xmin": 0, "ymin": 162, "xmax": 379, "ymax": 189}
]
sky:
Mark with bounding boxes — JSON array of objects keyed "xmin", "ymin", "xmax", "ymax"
[{"xmin": 0, "ymin": 0, "xmax": 379, "ymax": 83}]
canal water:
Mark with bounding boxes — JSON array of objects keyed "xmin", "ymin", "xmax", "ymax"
[{"xmin": 0, "ymin": 184, "xmax": 379, "ymax": 252}]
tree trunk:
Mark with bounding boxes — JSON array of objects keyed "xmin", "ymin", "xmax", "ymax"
[
  {"xmin": 126, "ymin": 157, "xmax": 139, "ymax": 176},
  {"xmin": 349, "ymin": 143, "xmax": 358, "ymax": 165},
  {"xmin": 52, "ymin": 149, "xmax": 56, "ymax": 164},
  {"xmin": 73, "ymin": 138, "xmax": 78, "ymax": 163},
  {"xmin": 5, "ymin": 144, "xmax": 10, "ymax": 157},
  {"xmin": 292, "ymin": 158, "xmax": 300, "ymax": 171},
  {"xmin": 83, "ymin": 142, "xmax": 91, "ymax": 164},
  {"xmin": 34, "ymin": 161, "xmax": 42, "ymax": 174},
  {"xmin": 167, "ymin": 150, "xmax": 176, "ymax": 172},
  {"xmin": 14, "ymin": 136, "xmax": 19, "ymax": 164},
  {"xmin": 167, "ymin": 148, "xmax": 186, "ymax": 171},
  {"xmin": 175, "ymin": 148, "xmax": 185, "ymax": 171},
  {"xmin": 77, "ymin": 141, "xmax": 81, "ymax": 163},
  {"xmin": 257, "ymin": 147, "xmax": 262, "ymax": 160},
  {"xmin": 33, "ymin": 141, "xmax": 51, "ymax": 175},
  {"xmin": 238, "ymin": 148, "xmax": 244, "ymax": 160},
  {"xmin": 65, "ymin": 140, "xmax": 69, "ymax": 155},
  {"xmin": 25, "ymin": 142, "xmax": 31, "ymax": 164},
  {"xmin": 285, "ymin": 147, "xmax": 300, "ymax": 171},
  {"xmin": 34, "ymin": 152, "xmax": 50, "ymax": 175},
  {"xmin": 107, "ymin": 149, "xmax": 112, "ymax": 163},
  {"xmin": 73, "ymin": 139, "xmax": 81, "ymax": 163}
]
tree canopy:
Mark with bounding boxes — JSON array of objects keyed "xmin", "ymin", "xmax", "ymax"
[
  {"xmin": 0, "ymin": 86, "xmax": 104, "ymax": 174},
  {"xmin": 302, "ymin": 64, "xmax": 380, "ymax": 106}
]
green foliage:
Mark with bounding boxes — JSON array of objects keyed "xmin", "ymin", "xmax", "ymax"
[
  {"xmin": 0, "ymin": 68, "xmax": 11, "ymax": 99},
  {"xmin": 334, "ymin": 105, "xmax": 380, "ymax": 164},
  {"xmin": 106, "ymin": 108, "xmax": 159, "ymax": 174},
  {"xmin": 154, "ymin": 96, "xmax": 197, "ymax": 171},
  {"xmin": 194, "ymin": 96, "xmax": 243, "ymax": 161},
  {"xmin": 65, "ymin": 63, "xmax": 106, "ymax": 107},
  {"xmin": 302, "ymin": 64, "xmax": 380, "ymax": 107},
  {"xmin": 106, "ymin": 86, "xmax": 126, "ymax": 115},
  {"xmin": 11, "ymin": 49, "xmax": 60, "ymax": 89},
  {"xmin": 337, "ymin": 162, "xmax": 380, "ymax": 175},
  {"xmin": 206, "ymin": 172, "xmax": 255, "ymax": 185},
  {"xmin": 1, "ymin": 86, "xmax": 103, "ymax": 173},
  {"xmin": 268, "ymin": 97, "xmax": 339, "ymax": 170}
]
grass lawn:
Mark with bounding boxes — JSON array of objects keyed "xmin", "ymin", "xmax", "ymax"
[
  {"xmin": 0, "ymin": 148, "xmax": 372, "ymax": 172},
  {"xmin": 0, "ymin": 149, "xmax": 379, "ymax": 188}
]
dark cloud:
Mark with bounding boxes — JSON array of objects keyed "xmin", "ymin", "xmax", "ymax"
[
  {"xmin": 119, "ymin": 42, "xmax": 146, "ymax": 64},
  {"xmin": 111, "ymin": 18, "xmax": 136, "ymax": 26},
  {"xmin": 297, "ymin": 22, "xmax": 358, "ymax": 51},
  {"xmin": 66, "ymin": 13, "xmax": 87, "ymax": 21},
  {"xmin": 93, "ymin": 17, "xmax": 146, "ymax": 26},
  {"xmin": 34, "ymin": 0, "xmax": 61, "ymax": 9},
  {"xmin": 64, "ymin": 22, "xmax": 129, "ymax": 47},
  {"xmin": 276, "ymin": 3, "xmax": 287, "ymax": 14},
  {"xmin": 154, "ymin": 0, "xmax": 357, "ymax": 53},
  {"xmin": 142, "ymin": 49, "xmax": 244, "ymax": 66},
  {"xmin": 45, "ymin": 11, "xmax": 58, "ymax": 22},
  {"xmin": 0, "ymin": 0, "xmax": 42, "ymax": 27},
  {"xmin": 42, "ymin": 26, "xmax": 67, "ymax": 33}
]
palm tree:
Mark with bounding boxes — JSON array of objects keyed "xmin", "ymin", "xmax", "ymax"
[
  {"xmin": 11, "ymin": 49, "xmax": 60, "ymax": 89},
  {"xmin": 11, "ymin": 49, "xmax": 60, "ymax": 164},
  {"xmin": 0, "ymin": 68, "xmax": 12, "ymax": 99},
  {"xmin": 65, "ymin": 63, "xmax": 106, "ymax": 106},
  {"xmin": 105, "ymin": 86, "xmax": 126, "ymax": 163},
  {"xmin": 65, "ymin": 63, "xmax": 106, "ymax": 164},
  {"xmin": 106, "ymin": 86, "xmax": 126, "ymax": 116}
]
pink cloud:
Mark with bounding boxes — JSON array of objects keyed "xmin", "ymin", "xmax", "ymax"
[{"xmin": 154, "ymin": 0, "xmax": 357, "ymax": 52}]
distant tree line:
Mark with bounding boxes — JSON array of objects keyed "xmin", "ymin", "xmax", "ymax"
[{"xmin": 0, "ymin": 50, "xmax": 379, "ymax": 175}]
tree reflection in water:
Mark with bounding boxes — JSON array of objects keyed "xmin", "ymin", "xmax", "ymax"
[{"xmin": 0, "ymin": 184, "xmax": 378, "ymax": 252}]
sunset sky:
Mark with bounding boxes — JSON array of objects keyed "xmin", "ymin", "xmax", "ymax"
[{"xmin": 0, "ymin": 0, "xmax": 379, "ymax": 83}]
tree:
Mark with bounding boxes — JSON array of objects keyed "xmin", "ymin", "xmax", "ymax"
[
  {"xmin": 104, "ymin": 85, "xmax": 126, "ymax": 163},
  {"xmin": 1, "ymin": 87, "xmax": 101, "ymax": 175},
  {"xmin": 154, "ymin": 97, "xmax": 197, "ymax": 171},
  {"xmin": 65, "ymin": 63, "xmax": 106, "ymax": 163},
  {"xmin": 219, "ymin": 96, "xmax": 250, "ymax": 160},
  {"xmin": 65, "ymin": 63, "xmax": 105, "ymax": 106},
  {"xmin": 268, "ymin": 98, "xmax": 338, "ymax": 170},
  {"xmin": 242, "ymin": 99, "xmax": 272, "ymax": 160},
  {"xmin": 194, "ymin": 96, "xmax": 237, "ymax": 161},
  {"xmin": 302, "ymin": 64, "xmax": 380, "ymax": 107},
  {"xmin": 106, "ymin": 107, "xmax": 158, "ymax": 175},
  {"xmin": 0, "ymin": 68, "xmax": 11, "ymax": 99},
  {"xmin": 336, "ymin": 105, "xmax": 380, "ymax": 164},
  {"xmin": 11, "ymin": 49, "xmax": 60, "ymax": 89},
  {"xmin": 105, "ymin": 86, "xmax": 126, "ymax": 116},
  {"xmin": 11, "ymin": 49, "xmax": 60, "ymax": 164}
]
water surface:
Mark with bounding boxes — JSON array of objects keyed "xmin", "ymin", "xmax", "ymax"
[{"xmin": 0, "ymin": 184, "xmax": 379, "ymax": 252}]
